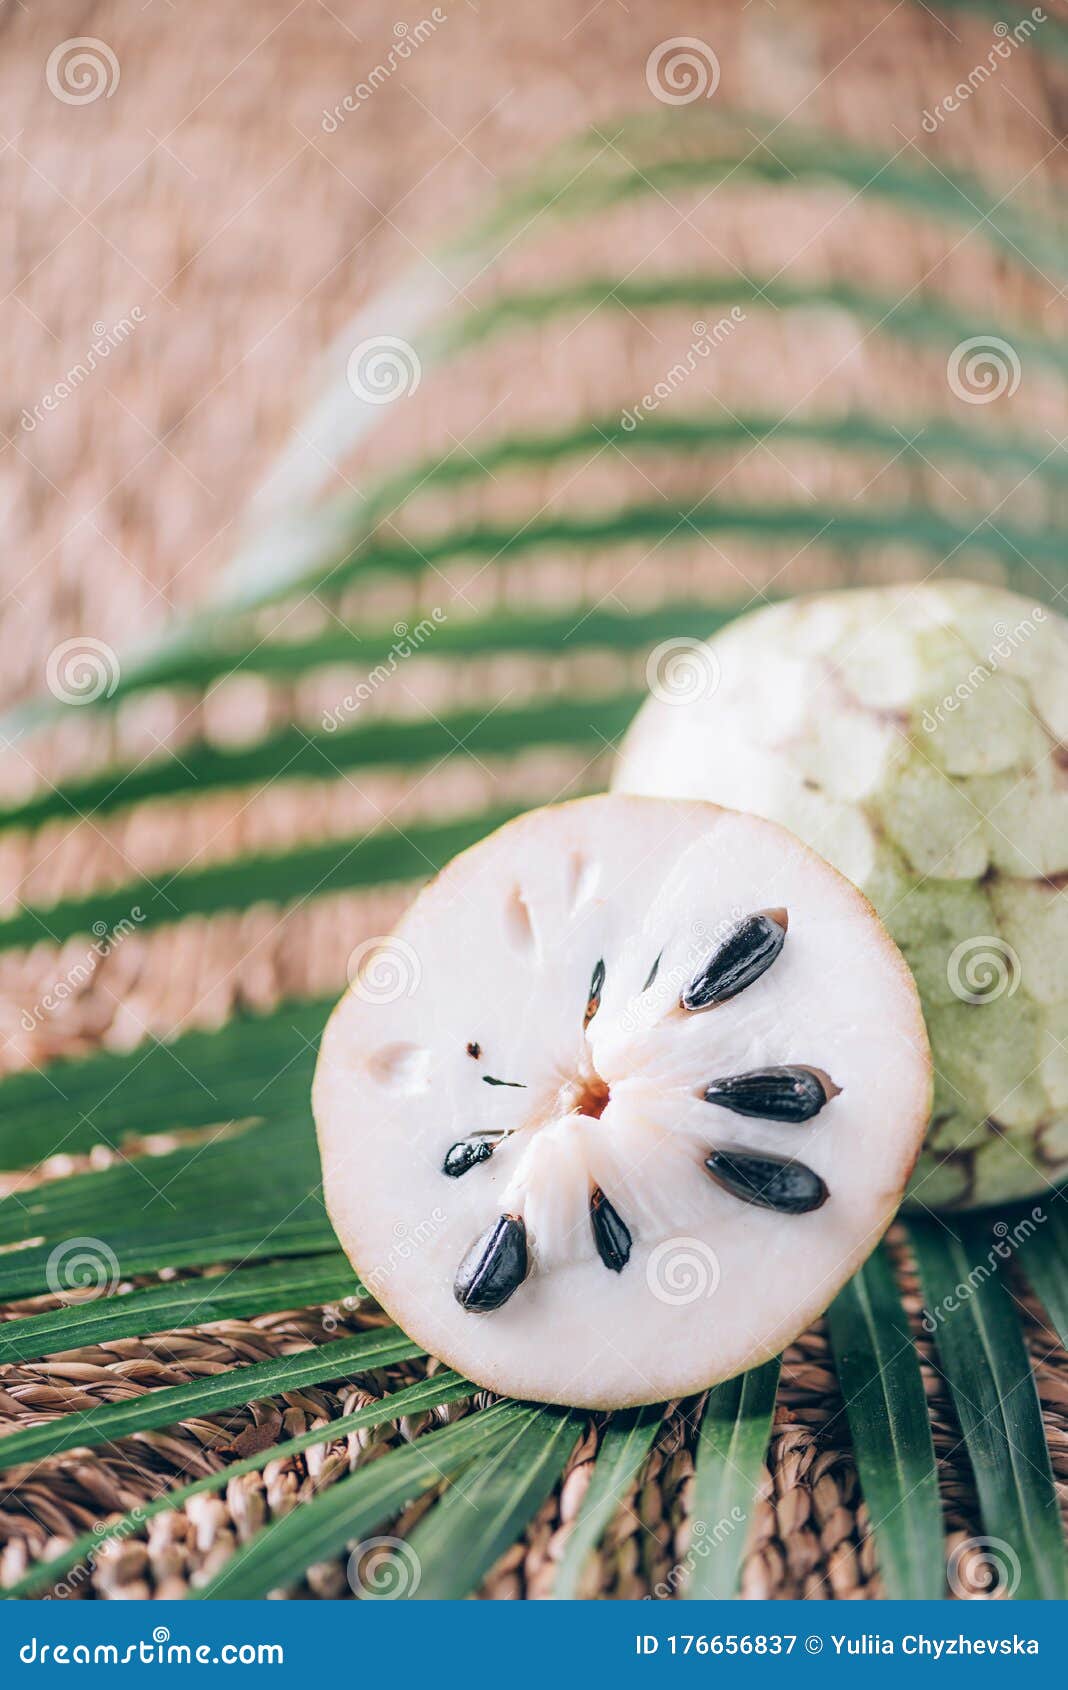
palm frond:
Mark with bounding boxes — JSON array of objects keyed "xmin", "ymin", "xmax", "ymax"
[
  {"xmin": 0, "ymin": 1255, "xmax": 358, "ymax": 1366},
  {"xmin": 0, "ymin": 1326, "xmax": 418, "ymax": 1472},
  {"xmin": 1018, "ymin": 1205, "xmax": 1068, "ymax": 1345},
  {"xmin": 2, "ymin": 694, "xmax": 638, "ymax": 834},
  {"xmin": 684, "ymin": 1358, "xmax": 780, "ymax": 1600},
  {"xmin": 0, "ymin": 999, "xmax": 328, "ymax": 1170},
  {"xmin": 194, "ymin": 1399, "xmax": 538, "ymax": 1599},
  {"xmin": 826, "ymin": 1245, "xmax": 944, "ymax": 1599},
  {"xmin": 0, "ymin": 806, "xmax": 525, "ymax": 956},
  {"xmin": 3, "ymin": 1368, "xmax": 473, "ymax": 1600},
  {"xmin": 0, "ymin": 1115, "xmax": 332, "ymax": 1303},
  {"xmin": 907, "ymin": 1218, "xmax": 1066, "ymax": 1600},
  {"xmin": 404, "ymin": 1407, "xmax": 581, "ymax": 1599},
  {"xmin": 552, "ymin": 1405, "xmax": 663, "ymax": 1599}
]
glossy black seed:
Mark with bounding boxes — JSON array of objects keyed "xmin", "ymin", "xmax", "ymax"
[
  {"xmin": 482, "ymin": 1075, "xmax": 526, "ymax": 1088},
  {"xmin": 642, "ymin": 951, "xmax": 663, "ymax": 992},
  {"xmin": 442, "ymin": 1138, "xmax": 495, "ymax": 1178},
  {"xmin": 705, "ymin": 1149, "xmax": 827, "ymax": 1214},
  {"xmin": 584, "ymin": 958, "xmax": 606, "ymax": 1029},
  {"xmin": 454, "ymin": 1214, "xmax": 528, "ymax": 1312},
  {"xmin": 681, "ymin": 910, "xmax": 787, "ymax": 1011},
  {"xmin": 703, "ymin": 1066, "xmax": 832, "ymax": 1123},
  {"xmin": 590, "ymin": 1187, "xmax": 631, "ymax": 1272}
]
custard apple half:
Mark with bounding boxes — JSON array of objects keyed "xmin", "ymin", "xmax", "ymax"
[{"xmin": 314, "ymin": 795, "xmax": 929, "ymax": 1407}]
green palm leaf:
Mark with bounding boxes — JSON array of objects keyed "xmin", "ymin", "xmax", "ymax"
[
  {"xmin": 2, "ymin": 694, "xmax": 639, "ymax": 833},
  {"xmin": 3, "ymin": 1368, "xmax": 472, "ymax": 1600},
  {"xmin": 553, "ymin": 1405, "xmax": 663, "ymax": 1599},
  {"xmin": 1018, "ymin": 1204, "xmax": 1068, "ymax": 1345},
  {"xmin": 194, "ymin": 1399, "xmax": 538, "ymax": 1599},
  {"xmin": 684, "ymin": 1357, "xmax": 780, "ymax": 1600},
  {"xmin": 455, "ymin": 123, "xmax": 1068, "ymax": 285},
  {"xmin": 244, "ymin": 501, "xmax": 1066, "ymax": 611},
  {"xmin": 0, "ymin": 998, "xmax": 328, "ymax": 1171},
  {"xmin": 0, "ymin": 1115, "xmax": 332, "ymax": 1303},
  {"xmin": 826, "ymin": 1245, "xmax": 944, "ymax": 1598},
  {"xmin": 15, "ymin": 399, "xmax": 1068, "ymax": 728},
  {"xmin": 907, "ymin": 1218, "xmax": 1066, "ymax": 1599},
  {"xmin": 404, "ymin": 1407, "xmax": 580, "ymax": 1599},
  {"xmin": 0, "ymin": 806, "xmax": 525, "ymax": 956},
  {"xmin": 0, "ymin": 1326, "xmax": 418, "ymax": 1471},
  {"xmin": 0, "ymin": 1255, "xmax": 358, "ymax": 1366}
]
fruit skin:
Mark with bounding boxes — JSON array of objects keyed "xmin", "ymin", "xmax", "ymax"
[{"xmin": 615, "ymin": 581, "xmax": 1068, "ymax": 1210}]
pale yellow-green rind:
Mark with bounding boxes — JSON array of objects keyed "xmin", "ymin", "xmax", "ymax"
[{"xmin": 615, "ymin": 581, "xmax": 1068, "ymax": 1209}]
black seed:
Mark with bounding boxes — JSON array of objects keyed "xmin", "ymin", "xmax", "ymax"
[
  {"xmin": 642, "ymin": 951, "xmax": 663, "ymax": 992},
  {"xmin": 454, "ymin": 1214, "xmax": 528, "ymax": 1311},
  {"xmin": 466, "ymin": 1041, "xmax": 482, "ymax": 1060},
  {"xmin": 584, "ymin": 958, "xmax": 606, "ymax": 1029},
  {"xmin": 442, "ymin": 1138, "xmax": 495, "ymax": 1178},
  {"xmin": 590, "ymin": 1187, "xmax": 631, "ymax": 1272},
  {"xmin": 681, "ymin": 910, "xmax": 788, "ymax": 1011},
  {"xmin": 482, "ymin": 1075, "xmax": 526, "ymax": 1088},
  {"xmin": 705, "ymin": 1149, "xmax": 827, "ymax": 1214},
  {"xmin": 703, "ymin": 1066, "xmax": 834, "ymax": 1123}
]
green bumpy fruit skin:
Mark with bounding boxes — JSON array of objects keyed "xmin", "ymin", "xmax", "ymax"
[{"xmin": 614, "ymin": 581, "xmax": 1068, "ymax": 1210}]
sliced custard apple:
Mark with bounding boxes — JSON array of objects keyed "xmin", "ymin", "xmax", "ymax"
[
  {"xmin": 614, "ymin": 580, "xmax": 1068, "ymax": 1209},
  {"xmin": 314, "ymin": 795, "xmax": 930, "ymax": 1409}
]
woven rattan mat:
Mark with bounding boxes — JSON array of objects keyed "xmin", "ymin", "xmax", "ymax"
[{"xmin": 3, "ymin": 0, "xmax": 1068, "ymax": 1597}]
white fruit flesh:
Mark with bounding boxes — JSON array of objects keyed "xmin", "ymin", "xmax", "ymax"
[
  {"xmin": 314, "ymin": 796, "xmax": 931, "ymax": 1409},
  {"xmin": 614, "ymin": 582, "xmax": 1068, "ymax": 1210}
]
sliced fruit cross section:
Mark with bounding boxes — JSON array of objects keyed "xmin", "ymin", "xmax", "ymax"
[{"xmin": 314, "ymin": 795, "xmax": 931, "ymax": 1408}]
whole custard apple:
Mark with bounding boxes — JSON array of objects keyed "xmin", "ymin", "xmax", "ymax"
[{"xmin": 614, "ymin": 580, "xmax": 1068, "ymax": 1210}]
